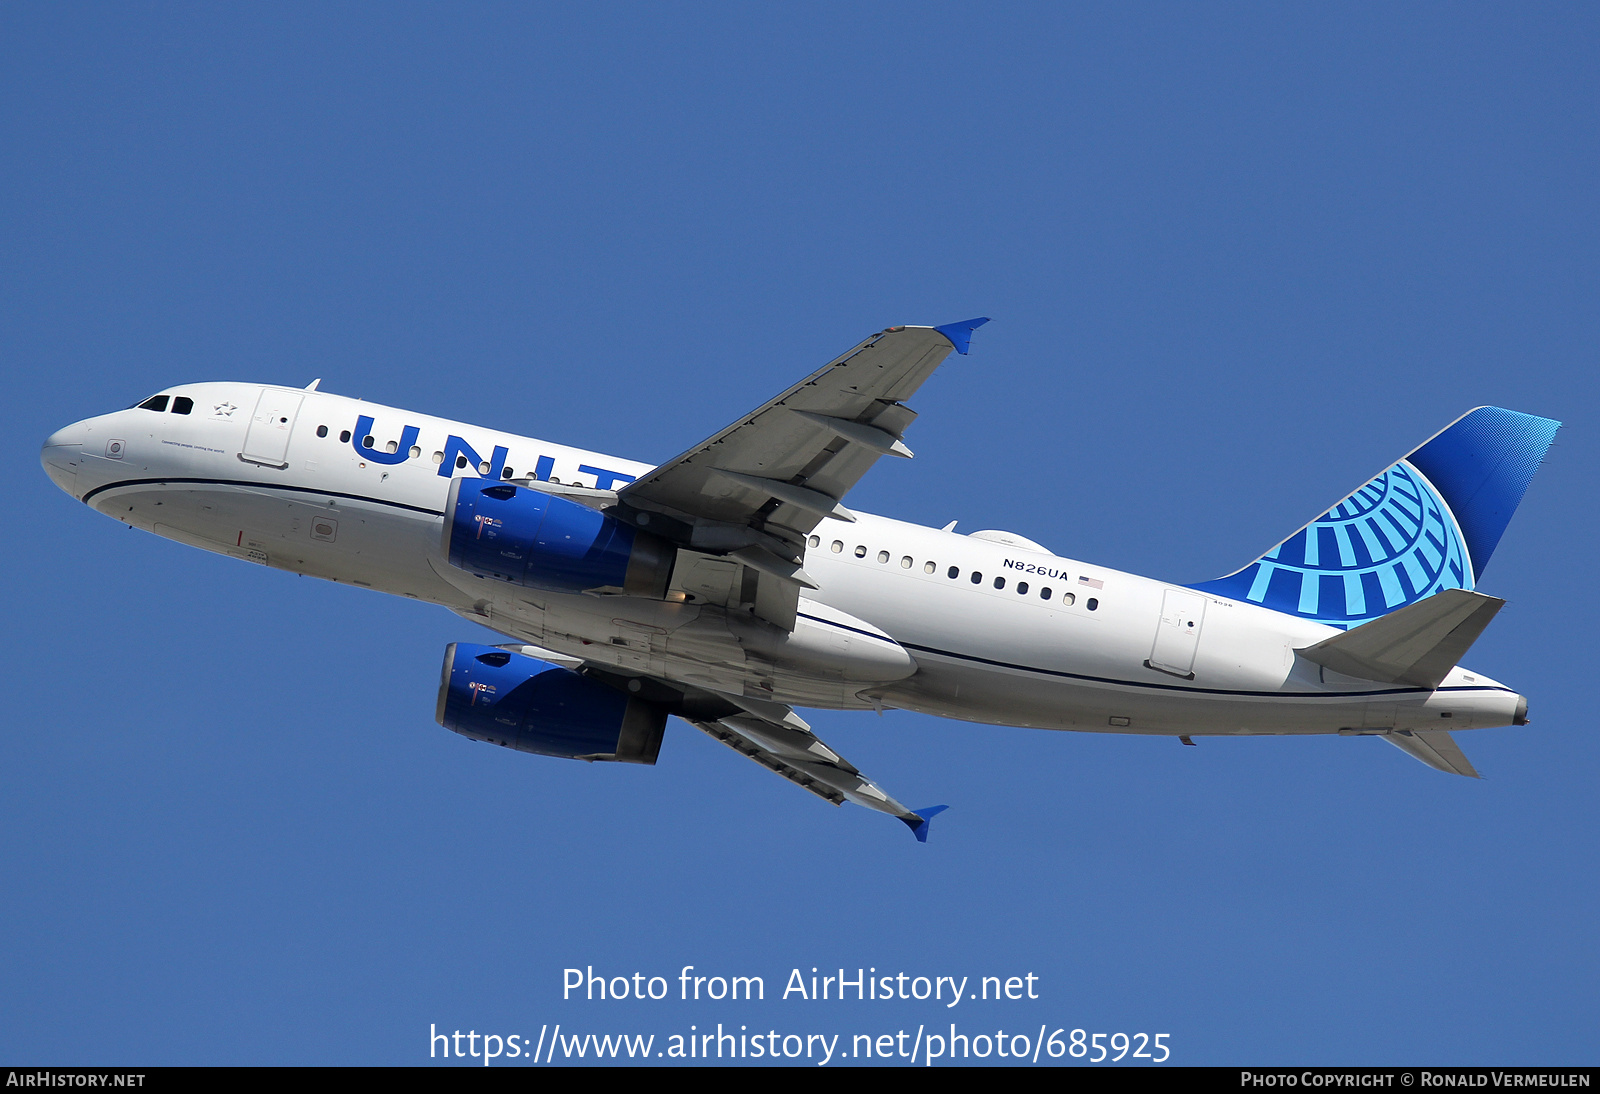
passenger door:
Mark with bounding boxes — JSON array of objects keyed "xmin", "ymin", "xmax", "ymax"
[{"xmin": 240, "ymin": 389, "xmax": 304, "ymax": 469}]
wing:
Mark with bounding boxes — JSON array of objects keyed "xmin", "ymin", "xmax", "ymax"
[
  {"xmin": 616, "ymin": 319, "xmax": 989, "ymax": 629},
  {"xmin": 471, "ymin": 645, "xmax": 950, "ymax": 841},
  {"xmin": 684, "ymin": 693, "xmax": 945, "ymax": 841}
]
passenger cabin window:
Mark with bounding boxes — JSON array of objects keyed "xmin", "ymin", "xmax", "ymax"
[
  {"xmin": 924, "ymin": 561, "xmax": 936, "ymax": 574},
  {"xmin": 1087, "ymin": 598, "xmax": 1099, "ymax": 611},
  {"xmin": 1017, "ymin": 581, "xmax": 1028, "ymax": 595},
  {"xmin": 831, "ymin": 541, "xmax": 843, "ymax": 553},
  {"xmin": 137, "ymin": 395, "xmax": 169, "ymax": 412},
  {"xmin": 970, "ymin": 571, "xmax": 982, "ymax": 584},
  {"xmin": 316, "ymin": 425, "xmax": 328, "ymax": 438},
  {"xmin": 854, "ymin": 545, "xmax": 867, "ymax": 558},
  {"xmin": 171, "ymin": 396, "xmax": 193, "ymax": 415},
  {"xmin": 877, "ymin": 550, "xmax": 889, "ymax": 564},
  {"xmin": 901, "ymin": 556, "xmax": 913, "ymax": 568},
  {"xmin": 994, "ymin": 576, "xmax": 1005, "ymax": 589},
  {"xmin": 808, "ymin": 535, "xmax": 820, "ymax": 548},
  {"xmin": 340, "ymin": 430, "xmax": 352, "ymax": 443}
]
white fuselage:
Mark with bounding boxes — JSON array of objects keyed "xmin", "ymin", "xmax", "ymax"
[{"xmin": 41, "ymin": 383, "xmax": 1526, "ymax": 737}]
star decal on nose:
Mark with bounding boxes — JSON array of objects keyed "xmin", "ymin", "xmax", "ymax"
[{"xmin": 211, "ymin": 402, "xmax": 238, "ymax": 418}]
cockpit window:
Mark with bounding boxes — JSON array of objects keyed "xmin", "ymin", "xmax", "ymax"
[
  {"xmin": 137, "ymin": 395, "xmax": 169, "ymax": 412},
  {"xmin": 171, "ymin": 396, "xmax": 193, "ymax": 415}
]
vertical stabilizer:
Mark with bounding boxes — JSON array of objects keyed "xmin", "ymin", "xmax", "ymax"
[{"xmin": 1190, "ymin": 407, "xmax": 1558, "ymax": 628}]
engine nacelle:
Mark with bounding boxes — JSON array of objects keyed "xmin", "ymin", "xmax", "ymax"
[
  {"xmin": 436, "ymin": 643, "xmax": 666, "ymax": 764},
  {"xmin": 443, "ymin": 478, "xmax": 675, "ymax": 597}
]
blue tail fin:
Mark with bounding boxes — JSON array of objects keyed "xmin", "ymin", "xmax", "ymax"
[{"xmin": 1189, "ymin": 407, "xmax": 1559, "ymax": 629}]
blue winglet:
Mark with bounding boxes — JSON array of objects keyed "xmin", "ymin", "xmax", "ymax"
[
  {"xmin": 932, "ymin": 317, "xmax": 991, "ymax": 355},
  {"xmin": 905, "ymin": 805, "xmax": 949, "ymax": 843}
]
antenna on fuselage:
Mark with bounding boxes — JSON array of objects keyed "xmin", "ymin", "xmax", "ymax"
[{"xmin": 304, "ymin": 378, "xmax": 321, "ymax": 391}]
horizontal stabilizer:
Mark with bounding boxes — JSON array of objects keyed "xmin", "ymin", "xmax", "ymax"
[
  {"xmin": 1384, "ymin": 729, "xmax": 1481, "ymax": 778},
  {"xmin": 1298, "ymin": 588, "xmax": 1503, "ymax": 690}
]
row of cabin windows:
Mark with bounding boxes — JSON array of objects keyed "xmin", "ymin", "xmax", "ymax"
[
  {"xmin": 135, "ymin": 404, "xmax": 561, "ymax": 483},
  {"xmin": 136, "ymin": 395, "xmax": 194, "ymax": 415},
  {"xmin": 310, "ymin": 425, "xmax": 569, "ymax": 483},
  {"xmin": 806, "ymin": 535, "xmax": 1100, "ymax": 611}
]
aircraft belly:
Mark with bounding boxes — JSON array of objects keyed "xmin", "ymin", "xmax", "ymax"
[
  {"xmin": 530, "ymin": 596, "xmax": 887, "ymax": 709},
  {"xmin": 101, "ymin": 482, "xmax": 461, "ymax": 602},
  {"xmin": 876, "ymin": 645, "xmax": 1481, "ymax": 736}
]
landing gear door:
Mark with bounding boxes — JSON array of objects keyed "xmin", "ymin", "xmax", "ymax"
[
  {"xmin": 240, "ymin": 389, "xmax": 304, "ymax": 469},
  {"xmin": 1147, "ymin": 589, "xmax": 1206, "ymax": 679}
]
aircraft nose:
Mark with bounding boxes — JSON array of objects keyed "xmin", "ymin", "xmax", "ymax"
[{"xmin": 41, "ymin": 423, "xmax": 86, "ymax": 496}]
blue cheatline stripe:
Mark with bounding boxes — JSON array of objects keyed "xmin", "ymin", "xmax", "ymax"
[
  {"xmin": 895, "ymin": 641, "xmax": 1514, "ymax": 701},
  {"xmin": 794, "ymin": 612, "xmax": 904, "ymax": 649},
  {"xmin": 81, "ymin": 477, "xmax": 446, "ymax": 517},
  {"xmin": 81, "ymin": 485, "xmax": 1517, "ymax": 703}
]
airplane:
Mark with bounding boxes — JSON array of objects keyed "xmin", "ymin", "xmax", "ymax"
[{"xmin": 39, "ymin": 319, "xmax": 1559, "ymax": 840}]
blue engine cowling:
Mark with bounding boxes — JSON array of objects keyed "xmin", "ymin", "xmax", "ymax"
[
  {"xmin": 436, "ymin": 643, "xmax": 666, "ymax": 764},
  {"xmin": 443, "ymin": 478, "xmax": 675, "ymax": 597}
]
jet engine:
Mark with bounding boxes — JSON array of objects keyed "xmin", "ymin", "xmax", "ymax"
[
  {"xmin": 443, "ymin": 478, "xmax": 675, "ymax": 597},
  {"xmin": 436, "ymin": 643, "xmax": 666, "ymax": 764}
]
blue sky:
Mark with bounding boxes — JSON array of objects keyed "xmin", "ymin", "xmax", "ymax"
[{"xmin": 3, "ymin": 3, "xmax": 1596, "ymax": 1065}]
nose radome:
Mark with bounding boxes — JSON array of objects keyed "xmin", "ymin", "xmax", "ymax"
[{"xmin": 41, "ymin": 423, "xmax": 86, "ymax": 496}]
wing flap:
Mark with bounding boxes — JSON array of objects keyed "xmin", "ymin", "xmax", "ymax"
[
  {"xmin": 692, "ymin": 718, "xmax": 849, "ymax": 807},
  {"xmin": 1298, "ymin": 588, "xmax": 1505, "ymax": 689},
  {"xmin": 686, "ymin": 700, "xmax": 926, "ymax": 827}
]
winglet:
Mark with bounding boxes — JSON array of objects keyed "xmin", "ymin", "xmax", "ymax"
[
  {"xmin": 903, "ymin": 805, "xmax": 949, "ymax": 843},
  {"xmin": 933, "ymin": 317, "xmax": 991, "ymax": 355}
]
